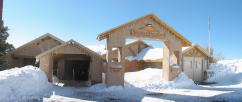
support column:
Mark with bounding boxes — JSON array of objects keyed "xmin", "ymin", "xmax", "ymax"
[
  {"xmin": 162, "ymin": 41, "xmax": 182, "ymax": 81},
  {"xmin": 162, "ymin": 41, "xmax": 172, "ymax": 81},
  {"xmin": 39, "ymin": 54, "xmax": 54, "ymax": 82},
  {"xmin": 105, "ymin": 36, "xmax": 125, "ymax": 87},
  {"xmin": 47, "ymin": 54, "xmax": 53, "ymax": 82}
]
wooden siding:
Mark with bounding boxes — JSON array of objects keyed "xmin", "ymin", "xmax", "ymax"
[
  {"xmin": 8, "ymin": 35, "xmax": 63, "ymax": 68},
  {"xmin": 38, "ymin": 40, "xmax": 104, "ymax": 86}
]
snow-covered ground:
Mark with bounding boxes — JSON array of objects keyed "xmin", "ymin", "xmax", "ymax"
[{"xmin": 1, "ymin": 59, "xmax": 242, "ymax": 102}]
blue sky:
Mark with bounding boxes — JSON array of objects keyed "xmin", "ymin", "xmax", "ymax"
[{"xmin": 3, "ymin": 0, "xmax": 242, "ymax": 59}]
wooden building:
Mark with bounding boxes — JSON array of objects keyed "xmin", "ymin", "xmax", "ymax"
[
  {"xmin": 97, "ymin": 14, "xmax": 192, "ymax": 86},
  {"xmin": 3, "ymin": 34, "xmax": 64, "ymax": 68},
  {"xmin": 128, "ymin": 45, "xmax": 211, "ymax": 82},
  {"xmin": 102, "ymin": 40, "xmax": 150, "ymax": 59},
  {"xmin": 101, "ymin": 40, "xmax": 151, "ymax": 72},
  {"xmin": 182, "ymin": 45, "xmax": 210, "ymax": 82},
  {"xmin": 36, "ymin": 40, "xmax": 104, "ymax": 86},
  {"xmin": 125, "ymin": 46, "xmax": 163, "ymax": 72}
]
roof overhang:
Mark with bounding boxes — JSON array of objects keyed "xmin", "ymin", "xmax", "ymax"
[
  {"xmin": 97, "ymin": 14, "xmax": 191, "ymax": 47},
  {"xmin": 36, "ymin": 40, "xmax": 104, "ymax": 60},
  {"xmin": 182, "ymin": 45, "xmax": 210, "ymax": 57},
  {"xmin": 9, "ymin": 33, "xmax": 65, "ymax": 55}
]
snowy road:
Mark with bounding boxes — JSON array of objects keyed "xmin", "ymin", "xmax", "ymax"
[{"xmin": 43, "ymin": 82, "xmax": 242, "ymax": 102}]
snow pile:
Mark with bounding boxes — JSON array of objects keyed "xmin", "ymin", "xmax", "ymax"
[
  {"xmin": 0, "ymin": 66, "xmax": 53, "ymax": 102},
  {"xmin": 206, "ymin": 59, "xmax": 242, "ymax": 83},
  {"xmin": 87, "ymin": 68, "xmax": 196, "ymax": 93},
  {"xmin": 126, "ymin": 47, "xmax": 163, "ymax": 61},
  {"xmin": 124, "ymin": 68, "xmax": 196, "ymax": 90},
  {"xmin": 86, "ymin": 45, "xmax": 106, "ymax": 55}
]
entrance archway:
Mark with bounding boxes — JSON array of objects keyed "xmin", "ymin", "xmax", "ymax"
[{"xmin": 97, "ymin": 14, "xmax": 191, "ymax": 87}]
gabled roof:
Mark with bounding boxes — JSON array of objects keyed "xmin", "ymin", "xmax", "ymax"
[
  {"xmin": 100, "ymin": 40, "xmax": 151, "ymax": 57},
  {"xmin": 10, "ymin": 33, "xmax": 65, "ymax": 55},
  {"xmin": 88, "ymin": 40, "xmax": 151, "ymax": 56},
  {"xmin": 125, "ymin": 46, "xmax": 163, "ymax": 61},
  {"xmin": 182, "ymin": 45, "xmax": 210, "ymax": 57},
  {"xmin": 125, "ymin": 40, "xmax": 150, "ymax": 48},
  {"xmin": 36, "ymin": 40, "xmax": 103, "ymax": 59},
  {"xmin": 97, "ymin": 14, "xmax": 191, "ymax": 46}
]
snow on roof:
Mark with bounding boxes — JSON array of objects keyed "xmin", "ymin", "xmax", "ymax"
[
  {"xmin": 86, "ymin": 45, "xmax": 106, "ymax": 55},
  {"xmin": 126, "ymin": 47, "xmax": 163, "ymax": 60},
  {"xmin": 87, "ymin": 40, "xmax": 150, "ymax": 55},
  {"xmin": 126, "ymin": 46, "xmax": 192, "ymax": 61},
  {"xmin": 87, "ymin": 42, "xmax": 191, "ymax": 60},
  {"xmin": 182, "ymin": 46, "xmax": 190, "ymax": 51}
]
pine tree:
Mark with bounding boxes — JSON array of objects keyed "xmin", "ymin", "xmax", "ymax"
[{"xmin": 0, "ymin": 26, "xmax": 14, "ymax": 70}]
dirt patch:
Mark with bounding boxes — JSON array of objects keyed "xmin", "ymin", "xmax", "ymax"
[
  {"xmin": 198, "ymin": 82, "xmax": 217, "ymax": 85},
  {"xmin": 146, "ymin": 92, "xmax": 164, "ymax": 96},
  {"xmin": 212, "ymin": 100, "xmax": 228, "ymax": 102}
]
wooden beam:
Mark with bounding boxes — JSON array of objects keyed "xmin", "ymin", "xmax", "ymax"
[
  {"xmin": 12, "ymin": 54, "xmax": 35, "ymax": 58},
  {"xmin": 128, "ymin": 29, "xmax": 164, "ymax": 41},
  {"xmin": 128, "ymin": 47, "xmax": 136, "ymax": 56}
]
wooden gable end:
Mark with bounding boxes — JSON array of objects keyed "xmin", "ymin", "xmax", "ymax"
[
  {"xmin": 102, "ymin": 40, "xmax": 150, "ymax": 59},
  {"xmin": 13, "ymin": 36, "xmax": 62, "ymax": 57},
  {"xmin": 97, "ymin": 14, "xmax": 191, "ymax": 46},
  {"xmin": 183, "ymin": 47, "xmax": 208, "ymax": 57},
  {"xmin": 37, "ymin": 40, "xmax": 104, "ymax": 60}
]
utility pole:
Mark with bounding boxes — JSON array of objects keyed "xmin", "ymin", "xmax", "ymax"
[
  {"xmin": 208, "ymin": 16, "xmax": 211, "ymax": 56},
  {"xmin": 0, "ymin": 0, "xmax": 3, "ymax": 28}
]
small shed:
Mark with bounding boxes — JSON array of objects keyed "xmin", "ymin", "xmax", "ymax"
[
  {"xmin": 36, "ymin": 40, "xmax": 104, "ymax": 86},
  {"xmin": 182, "ymin": 45, "xmax": 210, "ymax": 82},
  {"xmin": 2, "ymin": 33, "xmax": 64, "ymax": 68}
]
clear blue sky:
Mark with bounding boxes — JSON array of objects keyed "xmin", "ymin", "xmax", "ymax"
[{"xmin": 3, "ymin": 0, "xmax": 242, "ymax": 59}]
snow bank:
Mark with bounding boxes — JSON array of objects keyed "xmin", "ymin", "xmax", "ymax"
[
  {"xmin": 0, "ymin": 66, "xmax": 53, "ymax": 102},
  {"xmin": 88, "ymin": 68, "xmax": 196, "ymax": 93},
  {"xmin": 206, "ymin": 59, "xmax": 242, "ymax": 83},
  {"xmin": 125, "ymin": 68, "xmax": 196, "ymax": 90},
  {"xmin": 126, "ymin": 47, "xmax": 163, "ymax": 61}
]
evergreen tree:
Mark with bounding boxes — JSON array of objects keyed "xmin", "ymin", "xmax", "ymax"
[{"xmin": 0, "ymin": 26, "xmax": 14, "ymax": 70}]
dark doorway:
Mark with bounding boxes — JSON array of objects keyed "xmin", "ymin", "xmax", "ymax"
[
  {"xmin": 23, "ymin": 58, "xmax": 39, "ymax": 67},
  {"xmin": 53, "ymin": 61, "xmax": 58, "ymax": 76},
  {"xmin": 64, "ymin": 60, "xmax": 90, "ymax": 81}
]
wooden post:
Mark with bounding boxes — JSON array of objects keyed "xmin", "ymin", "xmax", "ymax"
[
  {"xmin": 105, "ymin": 36, "xmax": 125, "ymax": 87},
  {"xmin": 47, "ymin": 54, "xmax": 53, "ymax": 82},
  {"xmin": 162, "ymin": 41, "xmax": 172, "ymax": 81}
]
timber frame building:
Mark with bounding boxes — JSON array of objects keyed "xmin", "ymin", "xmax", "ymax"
[
  {"xmin": 2, "ymin": 13, "xmax": 216, "ymax": 87},
  {"xmin": 97, "ymin": 14, "xmax": 192, "ymax": 86}
]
